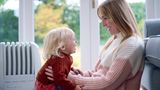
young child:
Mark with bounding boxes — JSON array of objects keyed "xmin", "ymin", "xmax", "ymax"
[{"xmin": 35, "ymin": 27, "xmax": 81, "ymax": 90}]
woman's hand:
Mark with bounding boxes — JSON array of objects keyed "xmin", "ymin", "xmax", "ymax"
[{"xmin": 45, "ymin": 66, "xmax": 54, "ymax": 81}]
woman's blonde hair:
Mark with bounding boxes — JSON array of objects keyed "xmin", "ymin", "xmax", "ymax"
[
  {"xmin": 97, "ymin": 0, "xmax": 141, "ymax": 41},
  {"xmin": 43, "ymin": 27, "xmax": 75, "ymax": 60}
]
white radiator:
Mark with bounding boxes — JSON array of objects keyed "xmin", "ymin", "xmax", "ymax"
[{"xmin": 0, "ymin": 42, "xmax": 41, "ymax": 90}]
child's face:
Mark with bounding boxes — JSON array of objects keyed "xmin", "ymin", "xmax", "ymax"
[{"xmin": 63, "ymin": 35, "xmax": 76, "ymax": 55}]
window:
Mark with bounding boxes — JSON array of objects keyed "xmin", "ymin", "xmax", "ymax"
[
  {"xmin": 34, "ymin": 0, "xmax": 81, "ymax": 68},
  {"xmin": 0, "ymin": 0, "xmax": 19, "ymax": 42}
]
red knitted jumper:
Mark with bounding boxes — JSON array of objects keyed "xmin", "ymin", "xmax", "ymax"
[{"xmin": 36, "ymin": 53, "xmax": 76, "ymax": 90}]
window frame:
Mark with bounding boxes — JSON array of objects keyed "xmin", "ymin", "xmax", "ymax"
[{"xmin": 19, "ymin": 0, "xmax": 160, "ymax": 70}]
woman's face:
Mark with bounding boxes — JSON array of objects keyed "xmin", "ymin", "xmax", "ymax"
[{"xmin": 102, "ymin": 17, "xmax": 120, "ymax": 35}]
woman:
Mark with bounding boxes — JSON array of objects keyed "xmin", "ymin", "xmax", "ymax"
[{"xmin": 46, "ymin": 0, "xmax": 144, "ymax": 89}]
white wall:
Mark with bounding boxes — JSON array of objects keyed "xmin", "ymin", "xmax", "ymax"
[{"xmin": 146, "ymin": 0, "xmax": 160, "ymax": 19}]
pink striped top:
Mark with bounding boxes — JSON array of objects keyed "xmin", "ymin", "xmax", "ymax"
[{"xmin": 69, "ymin": 33, "xmax": 144, "ymax": 90}]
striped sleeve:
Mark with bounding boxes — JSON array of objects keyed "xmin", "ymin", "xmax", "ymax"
[{"xmin": 71, "ymin": 59, "xmax": 132, "ymax": 90}]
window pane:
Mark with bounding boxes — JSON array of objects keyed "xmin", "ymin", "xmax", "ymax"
[
  {"xmin": 0, "ymin": 0, "xmax": 19, "ymax": 42},
  {"xmin": 128, "ymin": 1, "xmax": 146, "ymax": 36}
]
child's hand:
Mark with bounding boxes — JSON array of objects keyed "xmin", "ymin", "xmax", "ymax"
[
  {"xmin": 74, "ymin": 85, "xmax": 82, "ymax": 90},
  {"xmin": 71, "ymin": 67, "xmax": 83, "ymax": 75}
]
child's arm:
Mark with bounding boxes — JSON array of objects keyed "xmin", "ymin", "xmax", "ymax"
[
  {"xmin": 71, "ymin": 67, "xmax": 83, "ymax": 75},
  {"xmin": 71, "ymin": 67, "xmax": 93, "ymax": 77}
]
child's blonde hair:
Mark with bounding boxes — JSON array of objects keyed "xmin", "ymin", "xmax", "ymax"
[{"xmin": 43, "ymin": 27, "xmax": 75, "ymax": 60}]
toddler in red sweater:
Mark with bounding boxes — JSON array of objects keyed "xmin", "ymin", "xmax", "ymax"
[{"xmin": 35, "ymin": 27, "xmax": 81, "ymax": 90}]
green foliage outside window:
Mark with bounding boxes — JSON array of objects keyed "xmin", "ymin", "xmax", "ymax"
[
  {"xmin": 0, "ymin": 0, "xmax": 5, "ymax": 6},
  {"xmin": 130, "ymin": 3, "xmax": 145, "ymax": 36},
  {"xmin": 34, "ymin": 1, "xmax": 80, "ymax": 46},
  {"xmin": 61, "ymin": 6, "xmax": 80, "ymax": 45},
  {"xmin": 0, "ymin": 10, "xmax": 18, "ymax": 42}
]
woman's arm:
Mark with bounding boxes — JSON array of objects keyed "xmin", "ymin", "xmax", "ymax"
[
  {"xmin": 70, "ymin": 37, "xmax": 144, "ymax": 90},
  {"xmin": 70, "ymin": 58, "xmax": 132, "ymax": 90},
  {"xmin": 45, "ymin": 66, "xmax": 54, "ymax": 81},
  {"xmin": 45, "ymin": 66, "xmax": 92, "ymax": 80}
]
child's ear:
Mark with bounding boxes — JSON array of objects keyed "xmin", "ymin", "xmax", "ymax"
[{"xmin": 60, "ymin": 46, "xmax": 65, "ymax": 51}]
